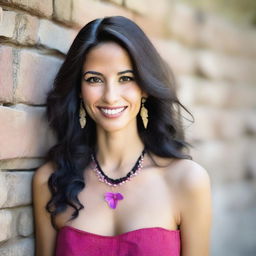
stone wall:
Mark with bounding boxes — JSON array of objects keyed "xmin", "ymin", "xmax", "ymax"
[{"xmin": 0, "ymin": 0, "xmax": 255, "ymax": 255}]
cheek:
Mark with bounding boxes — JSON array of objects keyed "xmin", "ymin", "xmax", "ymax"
[
  {"xmin": 123, "ymin": 86, "xmax": 142, "ymax": 105},
  {"xmin": 81, "ymin": 86, "xmax": 101, "ymax": 104}
]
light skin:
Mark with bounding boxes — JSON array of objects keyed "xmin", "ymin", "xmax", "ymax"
[{"xmin": 33, "ymin": 42, "xmax": 212, "ymax": 256}]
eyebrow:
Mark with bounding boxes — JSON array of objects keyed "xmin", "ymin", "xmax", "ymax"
[{"xmin": 83, "ymin": 70, "xmax": 134, "ymax": 76}]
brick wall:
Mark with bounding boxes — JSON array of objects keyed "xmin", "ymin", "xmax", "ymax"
[{"xmin": 0, "ymin": 0, "xmax": 255, "ymax": 255}]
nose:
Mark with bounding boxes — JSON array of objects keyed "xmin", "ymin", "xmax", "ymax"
[{"xmin": 102, "ymin": 81, "xmax": 119, "ymax": 104}]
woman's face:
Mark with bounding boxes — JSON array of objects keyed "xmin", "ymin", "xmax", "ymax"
[{"xmin": 81, "ymin": 42, "xmax": 146, "ymax": 133}]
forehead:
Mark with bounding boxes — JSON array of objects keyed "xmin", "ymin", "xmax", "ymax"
[{"xmin": 83, "ymin": 42, "xmax": 133, "ymax": 71}]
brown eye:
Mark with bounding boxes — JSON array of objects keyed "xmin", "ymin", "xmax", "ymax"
[
  {"xmin": 85, "ymin": 77, "xmax": 103, "ymax": 83},
  {"xmin": 119, "ymin": 76, "xmax": 134, "ymax": 82}
]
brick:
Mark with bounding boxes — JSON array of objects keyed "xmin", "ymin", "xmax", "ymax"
[
  {"xmin": 168, "ymin": 3, "xmax": 200, "ymax": 46},
  {"xmin": 214, "ymin": 110, "xmax": 246, "ymax": 140},
  {"xmin": 53, "ymin": 0, "xmax": 72, "ymax": 23},
  {"xmin": 0, "ymin": 104, "xmax": 56, "ymax": 160},
  {"xmin": 108, "ymin": 0, "xmax": 123, "ymax": 5},
  {"xmin": 0, "ymin": 174, "xmax": 8, "ymax": 206},
  {"xmin": 133, "ymin": 15, "xmax": 167, "ymax": 38},
  {"xmin": 71, "ymin": 0, "xmax": 132, "ymax": 28},
  {"xmin": 15, "ymin": 49, "xmax": 62, "ymax": 104},
  {"xmin": 0, "ymin": 237, "xmax": 34, "ymax": 256},
  {"xmin": 245, "ymin": 110, "xmax": 256, "ymax": 135},
  {"xmin": 246, "ymin": 139, "xmax": 256, "ymax": 179},
  {"xmin": 4, "ymin": 0, "xmax": 52, "ymax": 18},
  {"xmin": 198, "ymin": 50, "xmax": 256, "ymax": 83},
  {"xmin": 13, "ymin": 13, "xmax": 39, "ymax": 45},
  {"xmin": 168, "ymin": 2, "xmax": 256, "ymax": 58},
  {"xmin": 191, "ymin": 139, "xmax": 248, "ymax": 183},
  {"xmin": 185, "ymin": 107, "xmax": 218, "ymax": 142},
  {"xmin": 187, "ymin": 107, "xmax": 246, "ymax": 141},
  {"xmin": 0, "ymin": 158, "xmax": 45, "ymax": 170},
  {"xmin": 177, "ymin": 76, "xmax": 227, "ymax": 108},
  {"xmin": 212, "ymin": 182, "xmax": 256, "ymax": 256},
  {"xmin": 0, "ymin": 210, "xmax": 12, "ymax": 242},
  {"xmin": 0, "ymin": 10, "xmax": 16, "ymax": 38},
  {"xmin": 199, "ymin": 14, "xmax": 256, "ymax": 58},
  {"xmin": 0, "ymin": 171, "xmax": 33, "ymax": 207},
  {"xmin": 176, "ymin": 76, "xmax": 196, "ymax": 107},
  {"xmin": 180, "ymin": 76, "xmax": 256, "ymax": 108},
  {"xmin": 38, "ymin": 19, "xmax": 77, "ymax": 54},
  {"xmin": 125, "ymin": 0, "xmax": 148, "ymax": 14},
  {"xmin": 193, "ymin": 78, "xmax": 256, "ymax": 108},
  {"xmin": 17, "ymin": 207, "xmax": 33, "ymax": 237},
  {"xmin": 153, "ymin": 39, "xmax": 196, "ymax": 75},
  {"xmin": 0, "ymin": 46, "xmax": 13, "ymax": 103}
]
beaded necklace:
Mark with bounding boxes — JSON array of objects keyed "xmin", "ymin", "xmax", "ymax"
[{"xmin": 91, "ymin": 149, "xmax": 145, "ymax": 209}]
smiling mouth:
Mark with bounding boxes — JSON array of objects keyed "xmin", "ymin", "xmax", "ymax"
[{"xmin": 98, "ymin": 106, "xmax": 127, "ymax": 116}]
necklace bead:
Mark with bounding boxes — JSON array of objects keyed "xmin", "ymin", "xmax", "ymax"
[{"xmin": 91, "ymin": 149, "xmax": 145, "ymax": 187}]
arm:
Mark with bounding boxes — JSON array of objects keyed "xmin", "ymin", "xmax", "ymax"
[
  {"xmin": 32, "ymin": 162, "xmax": 57, "ymax": 256},
  {"xmin": 178, "ymin": 160, "xmax": 212, "ymax": 256}
]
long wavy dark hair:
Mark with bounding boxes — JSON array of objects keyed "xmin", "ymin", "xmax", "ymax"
[{"xmin": 45, "ymin": 16, "xmax": 193, "ymax": 221}]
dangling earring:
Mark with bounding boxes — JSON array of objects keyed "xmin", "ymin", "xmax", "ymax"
[
  {"xmin": 140, "ymin": 98, "xmax": 148, "ymax": 129},
  {"xmin": 79, "ymin": 100, "xmax": 86, "ymax": 128}
]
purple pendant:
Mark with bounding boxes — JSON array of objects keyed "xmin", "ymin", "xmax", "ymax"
[{"xmin": 104, "ymin": 192, "xmax": 124, "ymax": 209}]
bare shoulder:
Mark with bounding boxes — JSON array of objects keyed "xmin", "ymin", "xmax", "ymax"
[
  {"xmin": 33, "ymin": 161, "xmax": 57, "ymax": 256},
  {"xmin": 164, "ymin": 158, "xmax": 211, "ymax": 194},
  {"xmin": 166, "ymin": 159, "xmax": 212, "ymax": 255},
  {"xmin": 33, "ymin": 161, "xmax": 56, "ymax": 186}
]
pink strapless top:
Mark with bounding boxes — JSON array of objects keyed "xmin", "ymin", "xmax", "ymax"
[{"xmin": 55, "ymin": 226, "xmax": 180, "ymax": 256}]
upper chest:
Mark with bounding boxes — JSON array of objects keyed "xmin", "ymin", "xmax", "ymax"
[{"xmin": 56, "ymin": 165, "xmax": 181, "ymax": 235}]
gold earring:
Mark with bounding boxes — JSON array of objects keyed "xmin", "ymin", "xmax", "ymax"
[
  {"xmin": 140, "ymin": 98, "xmax": 148, "ymax": 129},
  {"xmin": 79, "ymin": 100, "xmax": 86, "ymax": 128}
]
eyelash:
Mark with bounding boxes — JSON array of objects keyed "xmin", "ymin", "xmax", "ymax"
[
  {"xmin": 84, "ymin": 76, "xmax": 134, "ymax": 84},
  {"xmin": 85, "ymin": 77, "xmax": 103, "ymax": 83}
]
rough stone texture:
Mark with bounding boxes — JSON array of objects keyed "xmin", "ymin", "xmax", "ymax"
[
  {"xmin": 71, "ymin": 0, "xmax": 132, "ymax": 28},
  {"xmin": 0, "ymin": 237, "xmax": 34, "ymax": 256},
  {"xmin": 132, "ymin": 0, "xmax": 170, "ymax": 37},
  {"xmin": 212, "ymin": 182, "xmax": 256, "ymax": 256},
  {"xmin": 168, "ymin": 2, "xmax": 200, "ymax": 46},
  {"xmin": 38, "ymin": 19, "xmax": 77, "ymax": 54},
  {"xmin": 15, "ymin": 49, "xmax": 63, "ymax": 104},
  {"xmin": 0, "ymin": 171, "xmax": 33, "ymax": 207},
  {"xmin": 245, "ymin": 111, "xmax": 256, "ymax": 135},
  {"xmin": 53, "ymin": 0, "xmax": 72, "ymax": 23},
  {"xmin": 199, "ymin": 13, "xmax": 256, "ymax": 57},
  {"xmin": 153, "ymin": 40, "xmax": 196, "ymax": 75},
  {"xmin": 108, "ymin": 0, "xmax": 123, "ymax": 5},
  {"xmin": 198, "ymin": 50, "xmax": 256, "ymax": 83},
  {"xmin": 0, "ymin": 46, "xmax": 13, "ymax": 103},
  {"xmin": 187, "ymin": 107, "xmax": 248, "ymax": 141},
  {"xmin": 0, "ymin": 174, "xmax": 8, "ymax": 206},
  {"xmin": 0, "ymin": 209, "xmax": 12, "ymax": 242},
  {"xmin": 0, "ymin": 10, "xmax": 16, "ymax": 38},
  {"xmin": 0, "ymin": 105, "xmax": 56, "ymax": 160},
  {"xmin": 245, "ymin": 138, "xmax": 256, "ymax": 179},
  {"xmin": 0, "ymin": 158, "xmax": 45, "ymax": 170},
  {"xmin": 2, "ymin": 0, "xmax": 52, "ymax": 17},
  {"xmin": 191, "ymin": 139, "xmax": 249, "ymax": 183},
  {"xmin": 13, "ymin": 13, "xmax": 39, "ymax": 45},
  {"xmin": 193, "ymin": 79, "xmax": 256, "ymax": 108},
  {"xmin": 17, "ymin": 207, "xmax": 33, "ymax": 237},
  {"xmin": 125, "ymin": 0, "xmax": 148, "ymax": 14},
  {"xmin": 169, "ymin": 2, "xmax": 256, "ymax": 57}
]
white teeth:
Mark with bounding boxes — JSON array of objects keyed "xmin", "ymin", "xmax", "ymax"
[{"xmin": 100, "ymin": 107, "xmax": 125, "ymax": 115}]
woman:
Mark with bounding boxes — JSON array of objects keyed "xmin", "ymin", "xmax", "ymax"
[{"xmin": 33, "ymin": 16, "xmax": 211, "ymax": 256}]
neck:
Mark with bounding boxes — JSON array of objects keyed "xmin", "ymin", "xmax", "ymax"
[{"xmin": 95, "ymin": 125, "xmax": 144, "ymax": 176}]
